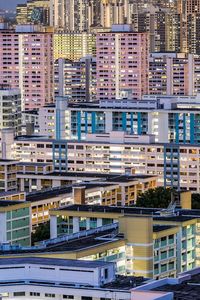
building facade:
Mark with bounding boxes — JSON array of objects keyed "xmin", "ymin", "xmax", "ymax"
[
  {"xmin": 0, "ymin": 25, "xmax": 54, "ymax": 110},
  {"xmin": 0, "ymin": 87, "xmax": 22, "ymax": 136},
  {"xmin": 53, "ymin": 32, "xmax": 96, "ymax": 61},
  {"xmin": 0, "ymin": 201, "xmax": 31, "ymax": 246},
  {"xmin": 54, "ymin": 57, "xmax": 96, "ymax": 101},
  {"xmin": 96, "ymin": 25, "xmax": 149, "ymax": 100}
]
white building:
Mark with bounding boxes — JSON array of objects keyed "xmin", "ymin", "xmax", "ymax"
[
  {"xmin": 0, "ymin": 257, "xmax": 132, "ymax": 300},
  {"xmin": 0, "ymin": 87, "xmax": 22, "ymax": 136}
]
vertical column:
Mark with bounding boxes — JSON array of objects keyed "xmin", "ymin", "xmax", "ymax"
[
  {"xmin": 86, "ymin": 218, "xmax": 90, "ymax": 230},
  {"xmin": 121, "ymin": 185, "xmax": 126, "ymax": 206},
  {"xmin": 122, "ymin": 112, "xmax": 127, "ymax": 131},
  {"xmin": 137, "ymin": 112, "xmax": 141, "ymax": 134},
  {"xmin": 190, "ymin": 113, "xmax": 195, "ymax": 144},
  {"xmin": 50, "ymin": 215, "xmax": 58, "ymax": 239},
  {"xmin": 92, "ymin": 111, "xmax": 96, "ymax": 133},
  {"xmin": 77, "ymin": 111, "xmax": 81, "ymax": 141},
  {"xmin": 105, "ymin": 111, "xmax": 113, "ymax": 133},
  {"xmin": 175, "ymin": 113, "xmax": 179, "ymax": 144},
  {"xmin": 97, "ymin": 218, "xmax": 102, "ymax": 227},
  {"xmin": 73, "ymin": 217, "xmax": 79, "ymax": 233}
]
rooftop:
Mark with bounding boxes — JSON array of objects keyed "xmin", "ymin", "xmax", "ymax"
[
  {"xmin": 0, "ymin": 257, "xmax": 113, "ymax": 269},
  {"xmin": 152, "ymin": 272, "xmax": 200, "ymax": 300},
  {"xmin": 25, "ymin": 174, "xmax": 155, "ymax": 202},
  {"xmin": 17, "ymin": 162, "xmax": 52, "ymax": 167},
  {"xmin": 153, "ymin": 225, "xmax": 176, "ymax": 232},
  {"xmin": 37, "ymin": 171, "xmax": 154, "ymax": 181},
  {"xmin": 0, "ymin": 200, "xmax": 27, "ymax": 207},
  {"xmin": 26, "ymin": 182, "xmax": 112, "ymax": 202},
  {"xmin": 0, "ymin": 159, "xmax": 18, "ymax": 163},
  {"xmin": 55, "ymin": 204, "xmax": 200, "ymax": 222},
  {"xmin": 0, "ymin": 225, "xmax": 123, "ymax": 255},
  {"xmin": 103, "ymin": 274, "xmax": 149, "ymax": 290}
]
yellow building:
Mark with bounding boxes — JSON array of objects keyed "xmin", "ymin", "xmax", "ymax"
[
  {"xmin": 1, "ymin": 210, "xmax": 197, "ymax": 280},
  {"xmin": 23, "ymin": 174, "xmax": 157, "ymax": 227},
  {"xmin": 54, "ymin": 32, "xmax": 96, "ymax": 61},
  {"xmin": 47, "ymin": 191, "xmax": 197, "ymax": 278}
]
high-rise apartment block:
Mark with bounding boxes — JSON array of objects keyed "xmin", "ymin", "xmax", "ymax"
[
  {"xmin": 96, "ymin": 25, "xmax": 149, "ymax": 100},
  {"xmin": 53, "ymin": 32, "xmax": 96, "ymax": 61},
  {"xmin": 0, "ymin": 25, "xmax": 54, "ymax": 110},
  {"xmin": 149, "ymin": 52, "xmax": 200, "ymax": 96},
  {"xmin": 132, "ymin": 10, "xmax": 183, "ymax": 52},
  {"xmin": 54, "ymin": 57, "xmax": 96, "ymax": 101},
  {"xmin": 50, "ymin": 0, "xmax": 96, "ymax": 31},
  {"xmin": 16, "ymin": 0, "xmax": 50, "ymax": 26},
  {"xmin": 186, "ymin": 0, "xmax": 200, "ymax": 14},
  {"xmin": 0, "ymin": 87, "xmax": 22, "ymax": 136}
]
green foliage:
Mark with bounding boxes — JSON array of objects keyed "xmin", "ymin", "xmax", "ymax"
[
  {"xmin": 136, "ymin": 187, "xmax": 173, "ymax": 208},
  {"xmin": 31, "ymin": 221, "xmax": 50, "ymax": 246},
  {"xmin": 191, "ymin": 194, "xmax": 200, "ymax": 209}
]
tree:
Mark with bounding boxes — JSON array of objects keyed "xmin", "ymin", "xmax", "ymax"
[
  {"xmin": 192, "ymin": 194, "xmax": 200, "ymax": 209},
  {"xmin": 31, "ymin": 221, "xmax": 50, "ymax": 246},
  {"xmin": 136, "ymin": 187, "xmax": 172, "ymax": 208}
]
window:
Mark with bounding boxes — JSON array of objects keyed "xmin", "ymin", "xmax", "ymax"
[
  {"xmin": 30, "ymin": 292, "xmax": 40, "ymax": 296},
  {"xmin": 63, "ymin": 296, "xmax": 74, "ymax": 299},
  {"xmin": 37, "ymin": 144, "xmax": 44, "ymax": 148},
  {"xmin": 45, "ymin": 294, "xmax": 55, "ymax": 298},
  {"xmin": 104, "ymin": 268, "xmax": 108, "ymax": 279},
  {"xmin": 14, "ymin": 292, "xmax": 26, "ymax": 296},
  {"xmin": 82, "ymin": 298, "xmax": 92, "ymax": 300}
]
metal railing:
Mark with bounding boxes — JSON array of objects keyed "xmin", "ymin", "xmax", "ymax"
[{"xmin": 40, "ymin": 222, "xmax": 119, "ymax": 247}]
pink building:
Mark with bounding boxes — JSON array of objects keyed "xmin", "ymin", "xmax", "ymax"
[
  {"xmin": 96, "ymin": 24, "xmax": 149, "ymax": 100},
  {"xmin": 0, "ymin": 25, "xmax": 54, "ymax": 110}
]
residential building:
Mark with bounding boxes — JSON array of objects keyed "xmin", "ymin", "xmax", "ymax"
[
  {"xmin": 55, "ymin": 95, "xmax": 200, "ymax": 144},
  {"xmin": 0, "ymin": 159, "xmax": 18, "ymax": 193},
  {"xmin": 0, "ymin": 257, "xmax": 141, "ymax": 300},
  {"xmin": 186, "ymin": 13, "xmax": 200, "ymax": 54},
  {"xmin": 0, "ymin": 25, "xmax": 54, "ymax": 110},
  {"xmin": 0, "ymin": 200, "xmax": 31, "ymax": 246},
  {"xmin": 21, "ymin": 110, "xmax": 39, "ymax": 136},
  {"xmin": 0, "ymin": 195, "xmax": 197, "ymax": 279},
  {"xmin": 18, "ymin": 173, "xmax": 157, "ymax": 226},
  {"xmin": 53, "ymin": 32, "xmax": 96, "ymax": 61},
  {"xmin": 22, "ymin": 105, "xmax": 55, "ymax": 138},
  {"xmin": 100, "ymin": 0, "xmax": 129, "ymax": 27},
  {"xmin": 37, "ymin": 105, "xmax": 55, "ymax": 138},
  {"xmin": 186, "ymin": 0, "xmax": 200, "ymax": 14},
  {"xmin": 16, "ymin": 0, "xmax": 50, "ymax": 26},
  {"xmin": 48, "ymin": 200, "xmax": 197, "ymax": 278},
  {"xmin": 0, "ymin": 87, "xmax": 22, "ymax": 136},
  {"xmin": 96, "ymin": 25, "xmax": 149, "ymax": 100},
  {"xmin": 132, "ymin": 10, "xmax": 184, "ymax": 52},
  {"xmin": 50, "ymin": 0, "xmax": 90, "ymax": 31},
  {"xmin": 51, "ymin": 131, "xmax": 200, "ymax": 191},
  {"xmin": 54, "ymin": 57, "xmax": 96, "ymax": 101}
]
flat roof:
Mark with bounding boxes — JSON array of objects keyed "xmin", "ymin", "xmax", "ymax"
[
  {"xmin": 152, "ymin": 273, "xmax": 200, "ymax": 299},
  {"xmin": 41, "ymin": 171, "xmax": 154, "ymax": 180},
  {"xmin": 0, "ymin": 227, "xmax": 124, "ymax": 255},
  {"xmin": 55, "ymin": 204, "xmax": 158, "ymax": 215},
  {"xmin": 0, "ymin": 200, "xmax": 27, "ymax": 207},
  {"xmin": 153, "ymin": 225, "xmax": 176, "ymax": 232},
  {"xmin": 26, "ymin": 174, "xmax": 155, "ymax": 202},
  {"xmin": 18, "ymin": 162, "xmax": 52, "ymax": 167},
  {"xmin": 103, "ymin": 274, "xmax": 149, "ymax": 290},
  {"xmin": 55, "ymin": 205, "xmax": 200, "ymax": 222},
  {"xmin": 0, "ymin": 257, "xmax": 113, "ymax": 269},
  {"xmin": 26, "ymin": 182, "xmax": 112, "ymax": 202},
  {"xmin": 0, "ymin": 159, "xmax": 17, "ymax": 163}
]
